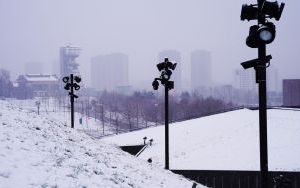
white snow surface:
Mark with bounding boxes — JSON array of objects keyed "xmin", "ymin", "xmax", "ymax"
[
  {"xmin": 0, "ymin": 100, "xmax": 204, "ymax": 188},
  {"xmin": 103, "ymin": 108, "xmax": 300, "ymax": 171}
]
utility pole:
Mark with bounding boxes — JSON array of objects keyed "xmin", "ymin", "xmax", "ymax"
[
  {"xmin": 240, "ymin": 1, "xmax": 284, "ymax": 187},
  {"xmin": 152, "ymin": 58, "xmax": 176, "ymax": 170}
]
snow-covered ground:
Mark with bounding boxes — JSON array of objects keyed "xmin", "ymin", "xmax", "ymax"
[
  {"xmin": 0, "ymin": 100, "xmax": 204, "ymax": 188},
  {"xmin": 7, "ymin": 98, "xmax": 116, "ymax": 136},
  {"xmin": 103, "ymin": 108, "xmax": 300, "ymax": 171}
]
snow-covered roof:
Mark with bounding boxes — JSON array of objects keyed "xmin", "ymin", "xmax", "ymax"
[{"xmin": 22, "ymin": 74, "xmax": 59, "ymax": 82}]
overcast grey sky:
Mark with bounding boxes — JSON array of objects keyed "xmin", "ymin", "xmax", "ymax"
[{"xmin": 0, "ymin": 0, "xmax": 299, "ymax": 88}]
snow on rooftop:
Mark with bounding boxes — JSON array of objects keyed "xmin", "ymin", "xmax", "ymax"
[
  {"xmin": 23, "ymin": 74, "xmax": 59, "ymax": 82},
  {"xmin": 103, "ymin": 108, "xmax": 300, "ymax": 171},
  {"xmin": 0, "ymin": 100, "xmax": 204, "ymax": 188}
]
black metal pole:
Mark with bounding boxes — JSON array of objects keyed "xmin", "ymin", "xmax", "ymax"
[
  {"xmin": 70, "ymin": 74, "xmax": 75, "ymax": 129},
  {"xmin": 165, "ymin": 83, "xmax": 169, "ymax": 170},
  {"xmin": 102, "ymin": 105, "xmax": 104, "ymax": 135},
  {"xmin": 257, "ymin": 0, "xmax": 269, "ymax": 187}
]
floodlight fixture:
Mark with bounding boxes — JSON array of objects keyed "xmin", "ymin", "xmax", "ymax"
[
  {"xmin": 262, "ymin": 1, "xmax": 285, "ymax": 21},
  {"xmin": 62, "ymin": 76, "xmax": 69, "ymax": 83},
  {"xmin": 161, "ymin": 70, "xmax": 172, "ymax": 81},
  {"xmin": 246, "ymin": 23, "xmax": 276, "ymax": 48},
  {"xmin": 257, "ymin": 22, "xmax": 276, "ymax": 44},
  {"xmin": 74, "ymin": 76, "xmax": 81, "ymax": 83},
  {"xmin": 64, "ymin": 83, "xmax": 71, "ymax": 90},
  {"xmin": 167, "ymin": 81, "xmax": 174, "ymax": 90},
  {"xmin": 152, "ymin": 79, "xmax": 159, "ymax": 90},
  {"xmin": 246, "ymin": 25, "xmax": 260, "ymax": 48},
  {"xmin": 241, "ymin": 4, "xmax": 258, "ymax": 21},
  {"xmin": 157, "ymin": 62, "xmax": 165, "ymax": 72},
  {"xmin": 74, "ymin": 83, "xmax": 80, "ymax": 90}
]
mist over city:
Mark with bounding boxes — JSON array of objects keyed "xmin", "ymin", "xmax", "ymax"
[
  {"xmin": 0, "ymin": 1, "xmax": 300, "ymax": 188},
  {"xmin": 1, "ymin": 0, "xmax": 299, "ymax": 88}
]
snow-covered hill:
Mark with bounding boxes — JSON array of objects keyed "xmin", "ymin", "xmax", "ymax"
[
  {"xmin": 0, "ymin": 100, "xmax": 204, "ymax": 188},
  {"xmin": 103, "ymin": 108, "xmax": 300, "ymax": 171}
]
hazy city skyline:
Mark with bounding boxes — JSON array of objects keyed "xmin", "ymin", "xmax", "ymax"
[{"xmin": 0, "ymin": 0, "xmax": 299, "ymax": 89}]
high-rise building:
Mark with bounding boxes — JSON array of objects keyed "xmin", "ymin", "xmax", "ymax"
[
  {"xmin": 158, "ymin": 50, "xmax": 182, "ymax": 92},
  {"xmin": 191, "ymin": 50, "xmax": 212, "ymax": 91},
  {"xmin": 91, "ymin": 53, "xmax": 129, "ymax": 91},
  {"xmin": 282, "ymin": 79, "xmax": 300, "ymax": 107},
  {"xmin": 234, "ymin": 68, "xmax": 256, "ymax": 92},
  {"xmin": 267, "ymin": 66, "xmax": 279, "ymax": 93},
  {"xmin": 59, "ymin": 45, "xmax": 81, "ymax": 77}
]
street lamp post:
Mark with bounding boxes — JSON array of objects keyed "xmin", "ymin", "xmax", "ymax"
[
  {"xmin": 100, "ymin": 104, "xmax": 105, "ymax": 135},
  {"xmin": 152, "ymin": 58, "xmax": 176, "ymax": 170},
  {"xmin": 240, "ymin": 1, "xmax": 284, "ymax": 187},
  {"xmin": 154, "ymin": 103, "xmax": 158, "ymax": 126},
  {"xmin": 35, "ymin": 101, "xmax": 41, "ymax": 115},
  {"xmin": 62, "ymin": 74, "xmax": 81, "ymax": 129}
]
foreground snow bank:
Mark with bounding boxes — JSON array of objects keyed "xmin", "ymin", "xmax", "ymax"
[{"xmin": 0, "ymin": 101, "xmax": 203, "ymax": 188}]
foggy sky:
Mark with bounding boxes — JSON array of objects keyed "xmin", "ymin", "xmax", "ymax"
[{"xmin": 0, "ymin": 0, "xmax": 299, "ymax": 89}]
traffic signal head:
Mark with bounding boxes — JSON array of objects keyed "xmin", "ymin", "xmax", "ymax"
[
  {"xmin": 262, "ymin": 1, "xmax": 285, "ymax": 21},
  {"xmin": 241, "ymin": 4, "xmax": 258, "ymax": 21}
]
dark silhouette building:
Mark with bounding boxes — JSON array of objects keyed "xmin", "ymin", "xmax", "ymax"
[{"xmin": 282, "ymin": 79, "xmax": 300, "ymax": 107}]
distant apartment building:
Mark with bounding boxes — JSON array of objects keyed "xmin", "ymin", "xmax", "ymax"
[
  {"xmin": 158, "ymin": 50, "xmax": 182, "ymax": 92},
  {"xmin": 91, "ymin": 53, "xmax": 129, "ymax": 91},
  {"xmin": 267, "ymin": 66, "xmax": 279, "ymax": 93},
  {"xmin": 234, "ymin": 69, "xmax": 257, "ymax": 92},
  {"xmin": 282, "ymin": 79, "xmax": 300, "ymax": 107},
  {"xmin": 234, "ymin": 66, "xmax": 279, "ymax": 93},
  {"xmin": 59, "ymin": 45, "xmax": 81, "ymax": 78},
  {"xmin": 191, "ymin": 50, "xmax": 212, "ymax": 91}
]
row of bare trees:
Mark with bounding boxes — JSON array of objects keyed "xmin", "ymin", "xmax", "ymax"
[{"xmin": 72, "ymin": 90, "xmax": 236, "ymax": 135}]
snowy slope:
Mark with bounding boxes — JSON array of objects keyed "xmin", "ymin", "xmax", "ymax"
[
  {"xmin": 7, "ymin": 98, "xmax": 116, "ymax": 135},
  {"xmin": 0, "ymin": 100, "xmax": 204, "ymax": 188},
  {"xmin": 103, "ymin": 109, "xmax": 300, "ymax": 171}
]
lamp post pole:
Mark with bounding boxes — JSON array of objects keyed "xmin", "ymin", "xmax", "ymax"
[
  {"xmin": 257, "ymin": 0, "xmax": 268, "ymax": 187},
  {"xmin": 62, "ymin": 73, "xmax": 81, "ymax": 129},
  {"xmin": 70, "ymin": 74, "xmax": 75, "ymax": 129},
  {"xmin": 241, "ymin": 1, "xmax": 284, "ymax": 187},
  {"xmin": 152, "ymin": 58, "xmax": 176, "ymax": 170},
  {"xmin": 164, "ymin": 82, "xmax": 169, "ymax": 170}
]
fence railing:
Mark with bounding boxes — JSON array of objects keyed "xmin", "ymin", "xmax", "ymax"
[{"xmin": 171, "ymin": 170, "xmax": 300, "ymax": 188}]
